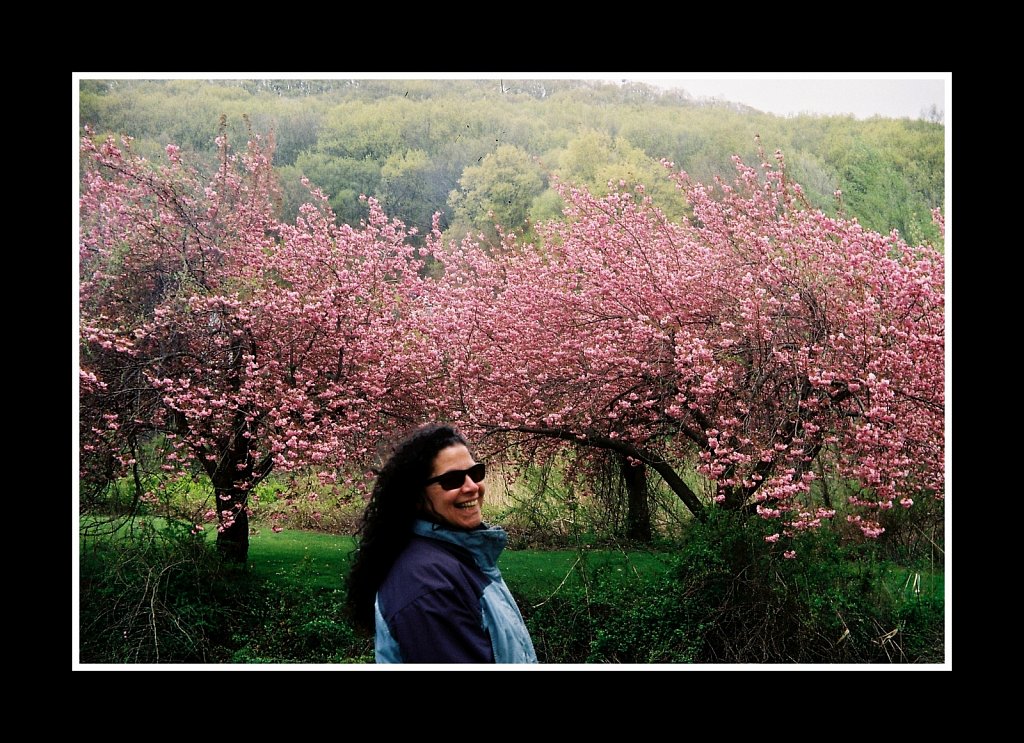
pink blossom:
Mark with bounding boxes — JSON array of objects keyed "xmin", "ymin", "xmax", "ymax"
[{"xmin": 80, "ymin": 132, "xmax": 944, "ymax": 558}]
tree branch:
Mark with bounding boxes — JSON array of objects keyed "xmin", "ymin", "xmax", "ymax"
[{"xmin": 482, "ymin": 424, "xmax": 706, "ymax": 521}]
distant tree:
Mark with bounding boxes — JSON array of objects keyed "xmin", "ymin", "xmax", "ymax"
[
  {"xmin": 428, "ymin": 153, "xmax": 945, "ymax": 546},
  {"xmin": 785, "ymin": 150, "xmax": 840, "ymax": 211},
  {"xmin": 379, "ymin": 148, "xmax": 453, "ymax": 237},
  {"xmin": 293, "ymin": 150, "xmax": 380, "ymax": 226},
  {"xmin": 447, "ymin": 144, "xmax": 545, "ymax": 243},
  {"xmin": 533, "ymin": 130, "xmax": 690, "ymax": 223},
  {"xmin": 249, "ymin": 100, "xmax": 326, "ymax": 167},
  {"xmin": 837, "ymin": 146, "xmax": 915, "ymax": 238},
  {"xmin": 79, "ymin": 131, "xmax": 431, "ymax": 561},
  {"xmin": 922, "ymin": 104, "xmax": 944, "ymax": 125}
]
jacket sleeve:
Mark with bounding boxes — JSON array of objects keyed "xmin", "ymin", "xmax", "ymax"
[{"xmin": 388, "ymin": 587, "xmax": 495, "ymax": 663}]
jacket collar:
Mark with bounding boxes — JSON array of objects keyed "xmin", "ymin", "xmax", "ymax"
[{"xmin": 412, "ymin": 518, "xmax": 507, "ymax": 573}]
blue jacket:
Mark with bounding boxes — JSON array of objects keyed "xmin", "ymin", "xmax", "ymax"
[{"xmin": 374, "ymin": 519, "xmax": 538, "ymax": 664}]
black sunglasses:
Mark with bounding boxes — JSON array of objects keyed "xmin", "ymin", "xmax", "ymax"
[{"xmin": 424, "ymin": 462, "xmax": 486, "ymax": 490}]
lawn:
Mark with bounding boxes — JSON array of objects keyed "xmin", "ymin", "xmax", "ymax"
[
  {"xmin": 246, "ymin": 528, "xmax": 355, "ymax": 590},
  {"xmin": 243, "ymin": 526, "xmax": 674, "ymax": 599}
]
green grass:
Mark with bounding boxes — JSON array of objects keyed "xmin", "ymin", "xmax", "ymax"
[
  {"xmin": 498, "ymin": 547, "xmax": 673, "ymax": 602},
  {"xmin": 79, "ymin": 517, "xmax": 939, "ymax": 606},
  {"xmin": 81, "ymin": 516, "xmax": 671, "ymax": 593},
  {"xmin": 244, "ymin": 527, "xmax": 678, "ymax": 613},
  {"xmin": 885, "ymin": 564, "xmax": 944, "ymax": 602},
  {"xmin": 244, "ymin": 526, "xmax": 674, "ymax": 598},
  {"xmin": 246, "ymin": 529, "xmax": 355, "ymax": 590}
]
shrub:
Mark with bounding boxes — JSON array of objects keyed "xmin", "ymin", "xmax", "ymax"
[
  {"xmin": 223, "ymin": 584, "xmax": 371, "ymax": 663},
  {"xmin": 79, "ymin": 519, "xmax": 371, "ymax": 664},
  {"xmin": 523, "ymin": 568, "xmax": 702, "ymax": 663},
  {"xmin": 518, "ymin": 511, "xmax": 944, "ymax": 664},
  {"xmin": 876, "ymin": 494, "xmax": 945, "ymax": 566},
  {"xmin": 79, "ymin": 519, "xmax": 240, "ymax": 662}
]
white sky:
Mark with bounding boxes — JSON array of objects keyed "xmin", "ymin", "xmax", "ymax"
[{"xmin": 620, "ymin": 73, "xmax": 947, "ymax": 120}]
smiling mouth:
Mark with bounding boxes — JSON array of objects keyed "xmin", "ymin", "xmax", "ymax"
[{"xmin": 455, "ymin": 499, "xmax": 479, "ymax": 510}]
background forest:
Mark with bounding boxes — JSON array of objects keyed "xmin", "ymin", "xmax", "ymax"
[{"xmin": 79, "ymin": 78, "xmax": 944, "ymax": 249}]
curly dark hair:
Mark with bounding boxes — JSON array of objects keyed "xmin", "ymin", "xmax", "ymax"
[{"xmin": 346, "ymin": 423, "xmax": 468, "ymax": 630}]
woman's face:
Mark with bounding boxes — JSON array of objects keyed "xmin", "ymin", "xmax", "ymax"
[{"xmin": 423, "ymin": 444, "xmax": 485, "ymax": 530}]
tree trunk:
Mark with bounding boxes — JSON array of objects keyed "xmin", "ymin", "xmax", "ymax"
[
  {"xmin": 214, "ymin": 337, "xmax": 251, "ymax": 563},
  {"xmin": 498, "ymin": 425, "xmax": 707, "ymax": 523},
  {"xmin": 721, "ymin": 485, "xmax": 746, "ymax": 511},
  {"xmin": 817, "ymin": 455, "xmax": 832, "ymax": 509},
  {"xmin": 214, "ymin": 486, "xmax": 249, "ymax": 564},
  {"xmin": 622, "ymin": 457, "xmax": 652, "ymax": 543}
]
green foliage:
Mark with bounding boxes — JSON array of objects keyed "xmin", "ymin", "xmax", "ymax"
[
  {"xmin": 293, "ymin": 150, "xmax": 379, "ymax": 226},
  {"xmin": 876, "ymin": 494, "xmax": 946, "ymax": 567},
  {"xmin": 447, "ymin": 144, "xmax": 545, "ymax": 242},
  {"xmin": 79, "ymin": 520, "xmax": 237, "ymax": 662},
  {"xmin": 541, "ymin": 130, "xmax": 689, "ymax": 222},
  {"xmin": 837, "ymin": 147, "xmax": 916, "ymax": 237},
  {"xmin": 378, "ymin": 148, "xmax": 442, "ymax": 234},
  {"xmin": 79, "ymin": 521, "xmax": 368, "ymax": 663},
  {"xmin": 82, "ymin": 445, "xmax": 367, "ymax": 538},
  {"xmin": 223, "ymin": 583, "xmax": 369, "ymax": 663},
  {"xmin": 486, "ymin": 459, "xmax": 629, "ymax": 549},
  {"xmin": 485, "ymin": 469, "xmax": 583, "ymax": 549},
  {"xmin": 512, "ymin": 552, "xmax": 698, "ymax": 663},
  {"xmin": 486, "ymin": 457, "xmax": 697, "ymax": 550},
  {"xmin": 249, "ymin": 472, "xmax": 365, "ymax": 536},
  {"xmin": 517, "ymin": 511, "xmax": 944, "ymax": 663},
  {"xmin": 677, "ymin": 512, "xmax": 944, "ymax": 662},
  {"xmin": 79, "ymin": 513, "xmax": 941, "ymax": 664}
]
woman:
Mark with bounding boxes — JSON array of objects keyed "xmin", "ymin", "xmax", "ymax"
[{"xmin": 347, "ymin": 424, "xmax": 537, "ymax": 664}]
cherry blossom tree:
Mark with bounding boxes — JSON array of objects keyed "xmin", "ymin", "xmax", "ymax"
[
  {"xmin": 80, "ymin": 123, "xmax": 944, "ymax": 558},
  {"xmin": 427, "ymin": 152, "xmax": 945, "ymax": 545},
  {"xmin": 79, "ymin": 130, "xmax": 432, "ymax": 561}
]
